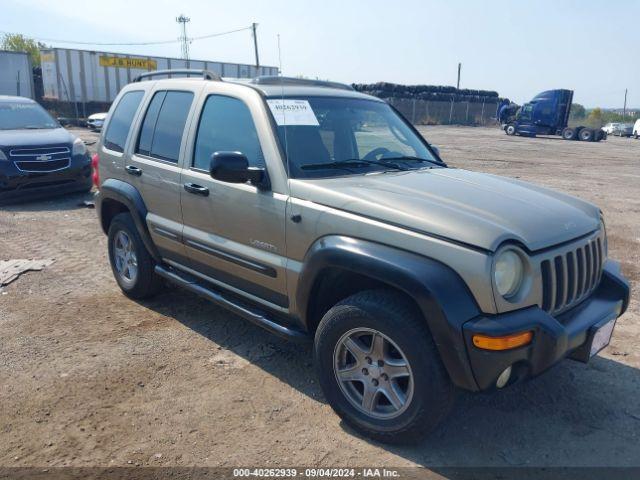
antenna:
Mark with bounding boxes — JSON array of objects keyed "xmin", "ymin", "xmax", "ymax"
[
  {"xmin": 277, "ymin": 34, "xmax": 291, "ymax": 188},
  {"xmin": 176, "ymin": 14, "xmax": 191, "ymax": 60}
]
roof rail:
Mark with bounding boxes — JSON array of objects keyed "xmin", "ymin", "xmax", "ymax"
[
  {"xmin": 133, "ymin": 69, "xmax": 222, "ymax": 82},
  {"xmin": 250, "ymin": 76, "xmax": 354, "ymax": 91}
]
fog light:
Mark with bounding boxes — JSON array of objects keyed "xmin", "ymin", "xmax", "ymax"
[{"xmin": 496, "ymin": 366, "xmax": 512, "ymax": 389}]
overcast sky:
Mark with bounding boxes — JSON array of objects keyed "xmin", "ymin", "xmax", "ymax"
[{"xmin": 4, "ymin": 0, "xmax": 638, "ymax": 107}]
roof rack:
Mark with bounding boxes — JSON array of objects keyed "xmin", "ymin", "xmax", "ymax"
[
  {"xmin": 250, "ymin": 76, "xmax": 354, "ymax": 91},
  {"xmin": 133, "ymin": 69, "xmax": 222, "ymax": 82}
]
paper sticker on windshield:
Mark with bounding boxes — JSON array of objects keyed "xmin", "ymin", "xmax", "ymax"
[{"xmin": 267, "ymin": 99, "xmax": 319, "ymax": 126}]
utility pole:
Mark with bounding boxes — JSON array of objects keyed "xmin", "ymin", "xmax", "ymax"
[
  {"xmin": 623, "ymin": 88, "xmax": 628, "ymax": 118},
  {"xmin": 252, "ymin": 22, "xmax": 260, "ymax": 73},
  {"xmin": 456, "ymin": 62, "xmax": 461, "ymax": 90},
  {"xmin": 176, "ymin": 14, "xmax": 191, "ymax": 60}
]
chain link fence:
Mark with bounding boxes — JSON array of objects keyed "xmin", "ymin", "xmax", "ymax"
[{"xmin": 386, "ymin": 97, "xmax": 500, "ymax": 126}]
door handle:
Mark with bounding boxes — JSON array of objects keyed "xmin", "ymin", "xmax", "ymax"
[
  {"xmin": 184, "ymin": 183, "xmax": 209, "ymax": 196},
  {"xmin": 125, "ymin": 165, "xmax": 142, "ymax": 176}
]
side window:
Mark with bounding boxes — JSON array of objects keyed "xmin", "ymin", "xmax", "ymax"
[
  {"xmin": 519, "ymin": 104, "xmax": 533, "ymax": 121},
  {"xmin": 137, "ymin": 91, "xmax": 165, "ymax": 156},
  {"xmin": 136, "ymin": 91, "xmax": 194, "ymax": 163},
  {"xmin": 193, "ymin": 95, "xmax": 264, "ymax": 171},
  {"xmin": 104, "ymin": 90, "xmax": 144, "ymax": 153}
]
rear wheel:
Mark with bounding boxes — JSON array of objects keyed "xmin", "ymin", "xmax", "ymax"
[
  {"xmin": 107, "ymin": 212, "xmax": 162, "ymax": 299},
  {"xmin": 314, "ymin": 290, "xmax": 455, "ymax": 444},
  {"xmin": 579, "ymin": 128, "xmax": 594, "ymax": 142},
  {"xmin": 562, "ymin": 127, "xmax": 576, "ymax": 140}
]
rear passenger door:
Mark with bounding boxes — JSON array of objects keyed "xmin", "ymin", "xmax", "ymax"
[
  {"xmin": 180, "ymin": 94, "xmax": 289, "ymax": 309},
  {"xmin": 126, "ymin": 89, "xmax": 197, "ymax": 263}
]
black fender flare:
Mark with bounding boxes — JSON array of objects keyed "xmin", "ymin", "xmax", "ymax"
[
  {"xmin": 296, "ymin": 235, "xmax": 482, "ymax": 391},
  {"xmin": 96, "ymin": 178, "xmax": 161, "ymax": 262}
]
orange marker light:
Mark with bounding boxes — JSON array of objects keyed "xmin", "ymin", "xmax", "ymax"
[{"xmin": 472, "ymin": 331, "xmax": 533, "ymax": 351}]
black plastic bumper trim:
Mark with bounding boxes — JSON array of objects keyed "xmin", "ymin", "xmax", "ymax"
[{"xmin": 462, "ymin": 260, "xmax": 630, "ymax": 391}]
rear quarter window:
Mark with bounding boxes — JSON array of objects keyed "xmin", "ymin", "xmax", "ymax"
[{"xmin": 104, "ymin": 90, "xmax": 144, "ymax": 153}]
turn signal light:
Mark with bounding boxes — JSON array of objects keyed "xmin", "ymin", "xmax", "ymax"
[{"xmin": 472, "ymin": 331, "xmax": 533, "ymax": 351}]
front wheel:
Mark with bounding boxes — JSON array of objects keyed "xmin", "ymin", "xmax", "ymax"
[
  {"xmin": 314, "ymin": 290, "xmax": 455, "ymax": 444},
  {"xmin": 505, "ymin": 124, "xmax": 516, "ymax": 136}
]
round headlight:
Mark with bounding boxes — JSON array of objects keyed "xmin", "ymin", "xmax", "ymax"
[{"xmin": 494, "ymin": 250, "xmax": 524, "ymax": 299}]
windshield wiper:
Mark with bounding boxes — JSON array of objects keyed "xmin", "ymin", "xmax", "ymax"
[
  {"xmin": 300, "ymin": 159, "xmax": 407, "ymax": 171},
  {"xmin": 377, "ymin": 155, "xmax": 442, "ymax": 166}
]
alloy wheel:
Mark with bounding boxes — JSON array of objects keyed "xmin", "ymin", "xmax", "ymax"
[
  {"xmin": 333, "ymin": 328, "xmax": 414, "ymax": 419},
  {"xmin": 113, "ymin": 230, "xmax": 138, "ymax": 284}
]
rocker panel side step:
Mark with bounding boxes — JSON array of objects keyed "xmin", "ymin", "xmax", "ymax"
[{"xmin": 154, "ymin": 265, "xmax": 309, "ymax": 342}]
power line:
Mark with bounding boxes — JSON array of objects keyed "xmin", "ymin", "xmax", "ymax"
[{"xmin": 0, "ymin": 26, "xmax": 253, "ymax": 47}]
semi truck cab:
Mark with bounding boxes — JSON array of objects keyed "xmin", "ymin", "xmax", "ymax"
[{"xmin": 504, "ymin": 89, "xmax": 605, "ymax": 142}]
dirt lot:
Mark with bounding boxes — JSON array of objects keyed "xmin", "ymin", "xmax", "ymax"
[{"xmin": 1, "ymin": 126, "xmax": 638, "ymax": 472}]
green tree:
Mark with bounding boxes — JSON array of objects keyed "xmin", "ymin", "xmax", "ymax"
[
  {"xmin": 1, "ymin": 34, "xmax": 47, "ymax": 66},
  {"xmin": 586, "ymin": 107, "xmax": 603, "ymax": 127},
  {"xmin": 569, "ymin": 103, "xmax": 586, "ymax": 121}
]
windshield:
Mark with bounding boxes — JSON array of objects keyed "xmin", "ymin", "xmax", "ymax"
[
  {"xmin": 0, "ymin": 102, "xmax": 59, "ymax": 130},
  {"xmin": 268, "ymin": 96, "xmax": 441, "ymax": 178}
]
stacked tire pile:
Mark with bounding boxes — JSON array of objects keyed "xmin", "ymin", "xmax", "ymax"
[
  {"xmin": 353, "ymin": 82, "xmax": 503, "ymax": 125},
  {"xmin": 352, "ymin": 82, "xmax": 500, "ymax": 104}
]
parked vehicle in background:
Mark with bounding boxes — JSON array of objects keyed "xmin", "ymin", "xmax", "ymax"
[
  {"xmin": 94, "ymin": 72, "xmax": 629, "ymax": 444},
  {"xmin": 503, "ymin": 89, "xmax": 605, "ymax": 141},
  {"xmin": 633, "ymin": 119, "xmax": 640, "ymax": 139},
  {"xmin": 0, "ymin": 95, "xmax": 92, "ymax": 204},
  {"xmin": 613, "ymin": 123, "xmax": 633, "ymax": 137},
  {"xmin": 87, "ymin": 112, "xmax": 108, "ymax": 131},
  {"xmin": 601, "ymin": 122, "xmax": 622, "ymax": 135}
]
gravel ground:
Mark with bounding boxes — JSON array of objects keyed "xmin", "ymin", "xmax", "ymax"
[{"xmin": 0, "ymin": 126, "xmax": 638, "ymax": 472}]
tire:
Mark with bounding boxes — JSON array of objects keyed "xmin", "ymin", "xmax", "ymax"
[
  {"xmin": 505, "ymin": 124, "xmax": 516, "ymax": 136},
  {"xmin": 107, "ymin": 212, "xmax": 162, "ymax": 299},
  {"xmin": 561, "ymin": 127, "xmax": 576, "ymax": 140},
  {"xmin": 579, "ymin": 128, "xmax": 593, "ymax": 142},
  {"xmin": 314, "ymin": 290, "xmax": 455, "ymax": 444}
]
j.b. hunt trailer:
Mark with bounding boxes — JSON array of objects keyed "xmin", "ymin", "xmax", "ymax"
[{"xmin": 40, "ymin": 47, "xmax": 279, "ymax": 105}]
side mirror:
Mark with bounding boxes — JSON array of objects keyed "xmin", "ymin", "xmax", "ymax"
[
  {"xmin": 430, "ymin": 145, "xmax": 440, "ymax": 157},
  {"xmin": 210, "ymin": 151, "xmax": 269, "ymax": 189}
]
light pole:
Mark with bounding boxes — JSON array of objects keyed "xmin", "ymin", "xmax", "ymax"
[{"xmin": 252, "ymin": 23, "xmax": 260, "ymax": 73}]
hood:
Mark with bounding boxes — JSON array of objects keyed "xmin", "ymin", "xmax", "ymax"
[
  {"xmin": 291, "ymin": 168, "xmax": 601, "ymax": 252},
  {"xmin": 88, "ymin": 113, "xmax": 108, "ymax": 120},
  {"xmin": 0, "ymin": 127, "xmax": 74, "ymax": 150}
]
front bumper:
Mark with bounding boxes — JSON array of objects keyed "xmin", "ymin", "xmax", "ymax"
[
  {"xmin": 462, "ymin": 260, "xmax": 630, "ymax": 391},
  {"xmin": 0, "ymin": 154, "xmax": 92, "ymax": 204}
]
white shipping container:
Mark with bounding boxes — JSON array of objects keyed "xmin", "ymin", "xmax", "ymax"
[
  {"xmin": 41, "ymin": 47, "xmax": 279, "ymax": 104},
  {"xmin": 0, "ymin": 50, "xmax": 35, "ymax": 99}
]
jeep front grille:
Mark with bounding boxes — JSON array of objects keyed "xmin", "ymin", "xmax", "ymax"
[{"xmin": 540, "ymin": 235, "xmax": 604, "ymax": 316}]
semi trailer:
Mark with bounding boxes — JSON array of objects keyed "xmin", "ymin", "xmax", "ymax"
[{"xmin": 502, "ymin": 89, "xmax": 605, "ymax": 142}]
